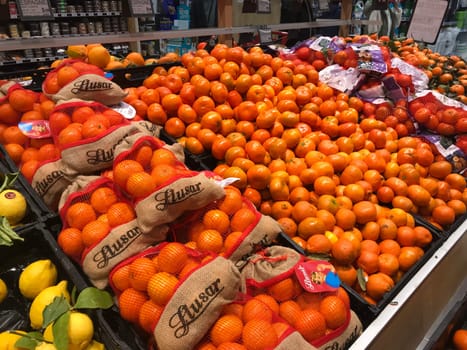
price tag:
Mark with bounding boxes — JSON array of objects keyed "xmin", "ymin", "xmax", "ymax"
[
  {"xmin": 111, "ymin": 102, "xmax": 136, "ymax": 120},
  {"xmin": 128, "ymin": 0, "xmax": 154, "ymax": 16},
  {"xmin": 16, "ymin": 0, "xmax": 54, "ymax": 20},
  {"xmin": 407, "ymin": 0, "xmax": 449, "ymax": 44}
]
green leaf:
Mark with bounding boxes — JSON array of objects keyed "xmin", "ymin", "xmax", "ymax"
[
  {"xmin": 54, "ymin": 311, "xmax": 70, "ymax": 350},
  {"xmin": 357, "ymin": 268, "xmax": 367, "ymax": 292},
  {"xmin": 71, "ymin": 285, "xmax": 78, "ymax": 306},
  {"xmin": 0, "ymin": 172, "xmax": 20, "ymax": 192},
  {"xmin": 14, "ymin": 331, "xmax": 43, "ymax": 350},
  {"xmin": 43, "ymin": 296, "xmax": 71, "ymax": 328},
  {"xmin": 0, "ymin": 216, "xmax": 24, "ymax": 246},
  {"xmin": 74, "ymin": 287, "xmax": 114, "ymax": 310}
]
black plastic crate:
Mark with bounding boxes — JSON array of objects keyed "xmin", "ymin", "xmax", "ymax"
[
  {"xmin": 276, "ymin": 214, "xmax": 445, "ymax": 328},
  {"xmin": 158, "ymin": 129, "xmax": 215, "ymax": 171},
  {"xmin": 106, "ymin": 62, "xmax": 182, "ymax": 89},
  {"xmin": 0, "ymin": 223, "xmax": 147, "ymax": 349},
  {"xmin": 0, "ymin": 68, "xmax": 50, "ymax": 92},
  {"xmin": 410, "ymin": 209, "xmax": 467, "ymax": 241},
  {"xmin": 0, "ymin": 145, "xmax": 61, "ymax": 234},
  {"xmin": 445, "ymin": 212, "xmax": 467, "ymax": 237},
  {"xmin": 351, "ymin": 218, "xmax": 443, "ymax": 324},
  {"xmin": 0, "ymin": 224, "xmax": 87, "ymax": 330},
  {"xmin": 0, "ymin": 144, "xmax": 17, "ymax": 172},
  {"xmin": 95, "ymin": 307, "xmax": 149, "ymax": 350}
]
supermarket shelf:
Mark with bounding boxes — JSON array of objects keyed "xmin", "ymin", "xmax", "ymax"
[
  {"xmin": 349, "ymin": 220, "xmax": 467, "ymax": 349},
  {"xmin": 53, "ymin": 11, "xmax": 122, "ymax": 18},
  {"xmin": 0, "ymin": 55, "xmax": 65, "ymax": 67},
  {"xmin": 0, "ymin": 19, "xmax": 381, "ymax": 52},
  {"xmin": 10, "ymin": 11, "xmax": 122, "ymax": 19}
]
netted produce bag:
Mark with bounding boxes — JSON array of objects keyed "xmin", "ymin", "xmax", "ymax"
[
  {"xmin": 48, "ymin": 100, "xmax": 161, "ymax": 174},
  {"xmin": 170, "ymin": 189, "xmax": 283, "ymax": 263},
  {"xmin": 409, "ymin": 90, "xmax": 467, "ymax": 174},
  {"xmin": 108, "ymin": 242, "xmax": 242, "ymax": 350},
  {"xmin": 57, "ymin": 176, "xmax": 168, "ymax": 288},
  {"xmin": 111, "ymin": 135, "xmax": 226, "ymax": 233},
  {"xmin": 30, "ymin": 156, "xmax": 79, "ymax": 211},
  {"xmin": 0, "ymin": 81, "xmax": 40, "ymax": 109},
  {"xmin": 194, "ymin": 293, "xmax": 317, "ymax": 350},
  {"xmin": 408, "ymin": 89, "xmax": 467, "ymax": 136},
  {"xmin": 42, "ymin": 58, "xmax": 127, "ymax": 105},
  {"xmin": 241, "ymin": 245, "xmax": 363, "ymax": 349}
]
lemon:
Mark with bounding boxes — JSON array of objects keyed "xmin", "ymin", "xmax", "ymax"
[
  {"xmin": 42, "ymin": 324, "xmax": 54, "ymax": 343},
  {"xmin": 19, "ymin": 259, "xmax": 58, "ymax": 300},
  {"xmin": 84, "ymin": 340, "xmax": 105, "ymax": 350},
  {"xmin": 0, "ymin": 277, "xmax": 7, "ymax": 304},
  {"xmin": 68, "ymin": 312, "xmax": 94, "ymax": 350},
  {"xmin": 42, "ymin": 312, "xmax": 94, "ymax": 350},
  {"xmin": 0, "ymin": 190, "xmax": 27, "ymax": 225},
  {"xmin": 35, "ymin": 343, "xmax": 57, "ymax": 350},
  {"xmin": 29, "ymin": 280, "xmax": 70, "ymax": 330},
  {"xmin": 0, "ymin": 330, "xmax": 26, "ymax": 349}
]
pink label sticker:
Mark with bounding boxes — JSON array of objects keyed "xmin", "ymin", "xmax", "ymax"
[
  {"xmin": 18, "ymin": 120, "xmax": 51, "ymax": 138},
  {"xmin": 295, "ymin": 260, "xmax": 340, "ymax": 293}
]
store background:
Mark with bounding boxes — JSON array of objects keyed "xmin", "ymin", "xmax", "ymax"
[
  {"xmin": 1, "ymin": 0, "xmax": 466, "ymax": 73},
  {"xmin": 0, "ymin": 1, "xmax": 466, "ymax": 349}
]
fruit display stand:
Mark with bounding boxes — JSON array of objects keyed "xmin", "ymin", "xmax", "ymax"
[
  {"xmin": 0, "ymin": 145, "xmax": 60, "ymax": 233},
  {"xmin": 349, "ymin": 220, "xmax": 467, "ymax": 349},
  {"xmin": 1, "ymin": 33, "xmax": 467, "ymax": 349}
]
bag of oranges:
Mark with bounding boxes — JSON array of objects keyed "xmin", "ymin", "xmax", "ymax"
[
  {"xmin": 241, "ymin": 245, "xmax": 363, "ymax": 349},
  {"xmin": 194, "ymin": 293, "xmax": 317, "ymax": 350},
  {"xmin": 111, "ymin": 135, "xmax": 226, "ymax": 233},
  {"xmin": 109, "ymin": 242, "xmax": 242, "ymax": 350},
  {"xmin": 0, "ymin": 80, "xmax": 18, "ymax": 99},
  {"xmin": 49, "ymin": 100, "xmax": 161, "ymax": 174},
  {"xmin": 31, "ymin": 157, "xmax": 79, "ymax": 210},
  {"xmin": 58, "ymin": 176, "xmax": 168, "ymax": 288},
  {"xmin": 42, "ymin": 58, "xmax": 127, "ymax": 105},
  {"xmin": 170, "ymin": 190, "xmax": 283, "ymax": 264}
]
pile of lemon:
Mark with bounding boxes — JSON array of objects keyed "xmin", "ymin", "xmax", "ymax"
[{"xmin": 0, "ymin": 259, "xmax": 104, "ymax": 350}]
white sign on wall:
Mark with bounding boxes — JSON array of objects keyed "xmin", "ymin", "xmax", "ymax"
[{"xmin": 407, "ymin": 0, "xmax": 449, "ymax": 44}]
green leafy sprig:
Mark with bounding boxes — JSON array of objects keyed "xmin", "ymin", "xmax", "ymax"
[
  {"xmin": 15, "ymin": 287, "xmax": 113, "ymax": 350},
  {"xmin": 0, "ymin": 172, "xmax": 24, "ymax": 246}
]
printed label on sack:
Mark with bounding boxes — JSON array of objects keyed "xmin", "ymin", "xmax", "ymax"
[
  {"xmin": 169, "ymin": 278, "xmax": 223, "ymax": 338},
  {"xmin": 70, "ymin": 78, "xmax": 114, "ymax": 94},
  {"xmin": 92, "ymin": 226, "xmax": 143, "ymax": 269},
  {"xmin": 154, "ymin": 181, "xmax": 204, "ymax": 211},
  {"xmin": 34, "ymin": 169, "xmax": 65, "ymax": 196},
  {"xmin": 295, "ymin": 260, "xmax": 340, "ymax": 293}
]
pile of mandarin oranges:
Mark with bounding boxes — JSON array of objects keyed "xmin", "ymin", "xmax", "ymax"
[{"xmin": 0, "ymin": 36, "xmax": 466, "ymax": 308}]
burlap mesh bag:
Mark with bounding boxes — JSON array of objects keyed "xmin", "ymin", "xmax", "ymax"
[
  {"xmin": 276, "ymin": 331, "xmax": 318, "ymax": 349},
  {"xmin": 241, "ymin": 245, "xmax": 363, "ymax": 348},
  {"xmin": 81, "ymin": 220, "xmax": 168, "ymax": 289},
  {"xmin": 111, "ymin": 135, "xmax": 226, "ymax": 233},
  {"xmin": 48, "ymin": 100, "xmax": 162, "ymax": 174},
  {"xmin": 58, "ymin": 176, "xmax": 168, "ymax": 287},
  {"xmin": 31, "ymin": 157, "xmax": 79, "ymax": 211},
  {"xmin": 240, "ymin": 245, "xmax": 303, "ymax": 285},
  {"xmin": 108, "ymin": 243, "xmax": 242, "ymax": 349},
  {"xmin": 58, "ymin": 175, "xmax": 101, "ymax": 211},
  {"xmin": 112, "ymin": 132, "xmax": 184, "ymax": 165},
  {"xmin": 135, "ymin": 172, "xmax": 226, "ymax": 232},
  {"xmin": 194, "ymin": 292, "xmax": 317, "ymax": 349},
  {"xmin": 154, "ymin": 255, "xmax": 241, "ymax": 349},
  {"xmin": 52, "ymin": 74, "xmax": 127, "ymax": 105},
  {"xmin": 170, "ymin": 196, "xmax": 283, "ymax": 264},
  {"xmin": 42, "ymin": 58, "xmax": 127, "ymax": 105}
]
